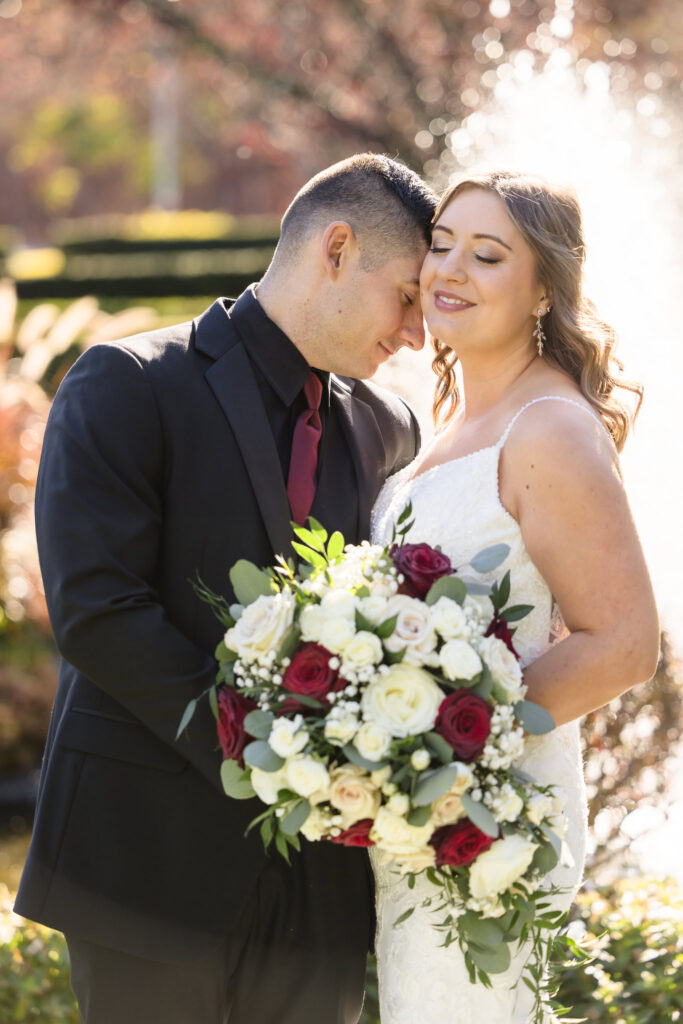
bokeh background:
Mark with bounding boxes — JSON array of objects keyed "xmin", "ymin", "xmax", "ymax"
[{"xmin": 1, "ymin": 1, "xmax": 682, "ymax": 1019}]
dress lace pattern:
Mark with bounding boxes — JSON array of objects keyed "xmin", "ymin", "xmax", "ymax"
[{"xmin": 368, "ymin": 397, "xmax": 592, "ymax": 1024}]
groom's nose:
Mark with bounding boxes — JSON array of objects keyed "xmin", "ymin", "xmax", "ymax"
[{"xmin": 397, "ymin": 304, "xmax": 425, "ymax": 351}]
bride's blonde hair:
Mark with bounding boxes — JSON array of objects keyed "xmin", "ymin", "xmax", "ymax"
[{"xmin": 431, "ymin": 171, "xmax": 642, "ymax": 451}]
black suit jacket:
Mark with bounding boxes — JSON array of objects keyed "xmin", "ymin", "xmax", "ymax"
[{"xmin": 15, "ymin": 296, "xmax": 420, "ymax": 961}]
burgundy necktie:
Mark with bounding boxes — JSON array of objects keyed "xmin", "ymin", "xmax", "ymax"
[{"xmin": 287, "ymin": 370, "xmax": 323, "ymax": 526}]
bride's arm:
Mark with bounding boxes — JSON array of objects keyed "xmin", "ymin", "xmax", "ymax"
[{"xmin": 499, "ymin": 402, "xmax": 660, "ymax": 726}]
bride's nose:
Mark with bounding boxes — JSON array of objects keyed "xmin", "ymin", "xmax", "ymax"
[{"xmin": 440, "ymin": 249, "xmax": 468, "ymax": 282}]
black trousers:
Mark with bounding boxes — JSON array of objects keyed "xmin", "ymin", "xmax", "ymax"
[{"xmin": 65, "ymin": 846, "xmax": 372, "ymax": 1024}]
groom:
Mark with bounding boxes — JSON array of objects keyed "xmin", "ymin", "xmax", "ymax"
[{"xmin": 15, "ymin": 153, "xmax": 436, "ymax": 1024}]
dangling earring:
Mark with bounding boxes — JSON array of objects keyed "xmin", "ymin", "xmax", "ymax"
[{"xmin": 533, "ymin": 306, "xmax": 548, "ymax": 357}]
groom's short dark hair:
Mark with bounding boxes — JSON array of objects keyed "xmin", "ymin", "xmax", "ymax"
[{"xmin": 273, "ymin": 153, "xmax": 437, "ymax": 270}]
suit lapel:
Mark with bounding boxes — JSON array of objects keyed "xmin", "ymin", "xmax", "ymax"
[
  {"xmin": 332, "ymin": 377, "xmax": 385, "ymax": 540},
  {"xmin": 196, "ymin": 301, "xmax": 293, "ymax": 557}
]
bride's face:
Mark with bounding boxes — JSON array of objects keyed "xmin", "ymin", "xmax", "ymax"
[{"xmin": 419, "ymin": 187, "xmax": 547, "ymax": 358}]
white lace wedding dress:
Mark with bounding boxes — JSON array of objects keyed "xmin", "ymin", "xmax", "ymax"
[{"xmin": 369, "ymin": 397, "xmax": 591, "ymax": 1024}]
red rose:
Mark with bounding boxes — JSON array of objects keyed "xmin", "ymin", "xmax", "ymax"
[
  {"xmin": 280, "ymin": 643, "xmax": 345, "ymax": 714},
  {"xmin": 217, "ymin": 687, "xmax": 256, "ymax": 765},
  {"xmin": 390, "ymin": 542, "xmax": 454, "ymax": 599},
  {"xmin": 435, "ymin": 689, "xmax": 492, "ymax": 763},
  {"xmin": 429, "ymin": 820, "xmax": 495, "ymax": 868},
  {"xmin": 327, "ymin": 819, "xmax": 375, "ymax": 848},
  {"xmin": 485, "ymin": 617, "xmax": 519, "ymax": 660}
]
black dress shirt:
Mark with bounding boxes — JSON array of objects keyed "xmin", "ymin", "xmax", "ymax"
[{"xmin": 228, "ymin": 285, "xmax": 360, "ymax": 543}]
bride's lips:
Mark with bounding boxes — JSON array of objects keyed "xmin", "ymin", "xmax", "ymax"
[{"xmin": 433, "ymin": 290, "xmax": 475, "ymax": 312}]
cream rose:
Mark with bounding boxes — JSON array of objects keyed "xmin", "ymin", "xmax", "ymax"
[
  {"xmin": 224, "ymin": 590, "xmax": 295, "ymax": 663},
  {"xmin": 320, "ymin": 589, "xmax": 357, "ymax": 621},
  {"xmin": 370, "ymin": 806, "xmax": 435, "ymax": 858},
  {"xmin": 439, "ymin": 639, "xmax": 483, "ymax": 681},
  {"xmin": 478, "ymin": 635, "xmax": 525, "ymax": 702},
  {"xmin": 361, "ymin": 663, "xmax": 445, "ymax": 738},
  {"xmin": 268, "ymin": 715, "xmax": 309, "ymax": 758},
  {"xmin": 383, "ymin": 595, "xmax": 438, "ymax": 665},
  {"xmin": 318, "ymin": 617, "xmax": 356, "ymax": 655},
  {"xmin": 324, "ymin": 709, "xmax": 359, "ymax": 746},
  {"xmin": 387, "ymin": 792, "xmax": 410, "ymax": 817},
  {"xmin": 430, "ymin": 596, "xmax": 469, "ymax": 640},
  {"xmin": 354, "ymin": 721, "xmax": 392, "ymax": 762},
  {"xmin": 328, "ymin": 764, "xmax": 381, "ymax": 826},
  {"xmin": 341, "ymin": 631, "xmax": 383, "ymax": 673},
  {"xmin": 429, "ymin": 791, "xmax": 465, "ymax": 828},
  {"xmin": 469, "ymin": 835, "xmax": 537, "ymax": 899},
  {"xmin": 391, "ymin": 845, "xmax": 437, "ymax": 873},
  {"xmin": 300, "ymin": 805, "xmax": 334, "ymax": 842},
  {"xmin": 250, "ymin": 766, "xmax": 288, "ymax": 805},
  {"xmin": 284, "ymin": 755, "xmax": 330, "ymax": 800}
]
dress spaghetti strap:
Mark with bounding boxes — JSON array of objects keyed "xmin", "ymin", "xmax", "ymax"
[{"xmin": 497, "ymin": 395, "xmax": 609, "ymax": 450}]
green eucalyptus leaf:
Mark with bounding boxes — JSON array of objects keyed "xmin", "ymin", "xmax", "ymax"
[
  {"xmin": 514, "ymin": 700, "xmax": 556, "ymax": 735},
  {"xmin": 355, "ymin": 608, "xmax": 376, "ymax": 633},
  {"xmin": 407, "ymin": 804, "xmax": 431, "ymax": 827},
  {"xmin": 220, "ymin": 758, "xmax": 257, "ymax": 799},
  {"xmin": 176, "ymin": 698, "xmax": 197, "ymax": 740},
  {"xmin": 208, "ymin": 686, "xmax": 219, "ymax": 721},
  {"xmin": 458, "ymin": 911, "xmax": 504, "ymax": 946},
  {"xmin": 425, "ymin": 731, "xmax": 455, "ymax": 765},
  {"xmin": 461, "ymin": 792, "xmax": 499, "ymax": 838},
  {"xmin": 243, "ymin": 709, "xmax": 275, "ymax": 740},
  {"xmin": 425, "ymin": 575, "xmax": 467, "ymax": 607},
  {"xmin": 469, "ymin": 544, "xmax": 510, "ymax": 575},
  {"xmin": 393, "ymin": 906, "xmax": 415, "ymax": 927},
  {"xmin": 413, "ymin": 763, "xmax": 464, "ymax": 807},
  {"xmin": 531, "ymin": 840, "xmax": 559, "ymax": 875},
  {"xmin": 467, "ymin": 941, "xmax": 511, "ymax": 975},
  {"xmin": 275, "ymin": 828, "xmax": 291, "ymax": 864},
  {"xmin": 229, "ymin": 603, "xmax": 244, "ymax": 620},
  {"xmin": 280, "ymin": 799, "xmax": 311, "ymax": 836},
  {"xmin": 465, "ymin": 582, "xmax": 491, "ymax": 596},
  {"xmin": 229, "ymin": 559, "xmax": 277, "ymax": 606},
  {"xmin": 287, "ymin": 693, "xmax": 326, "ymax": 710},
  {"xmin": 277, "ymin": 624, "xmax": 301, "ymax": 661},
  {"xmin": 243, "ymin": 740, "xmax": 285, "ymax": 773},
  {"xmin": 469, "ymin": 665, "xmax": 493, "ymax": 701},
  {"xmin": 540, "ymin": 821, "xmax": 562, "ymax": 857},
  {"xmin": 260, "ymin": 815, "xmax": 275, "ymax": 848},
  {"xmin": 384, "ymin": 646, "xmax": 406, "ymax": 665}
]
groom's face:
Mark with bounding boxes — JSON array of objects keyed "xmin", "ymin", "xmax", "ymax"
[{"xmin": 325, "ymin": 247, "xmax": 427, "ymax": 379}]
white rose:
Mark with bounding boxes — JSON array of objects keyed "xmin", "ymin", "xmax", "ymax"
[
  {"xmin": 469, "ymin": 835, "xmax": 537, "ymax": 899},
  {"xmin": 383, "ymin": 595, "xmax": 439, "ymax": 665},
  {"xmin": 318, "ymin": 617, "xmax": 356, "ymax": 655},
  {"xmin": 368, "ymin": 576, "xmax": 398, "ymax": 598},
  {"xmin": 224, "ymin": 590, "xmax": 295, "ymax": 663},
  {"xmin": 526, "ymin": 793, "xmax": 554, "ymax": 826},
  {"xmin": 430, "ymin": 596, "xmax": 469, "ymax": 640},
  {"xmin": 250, "ymin": 766, "xmax": 288, "ymax": 805},
  {"xmin": 320, "ymin": 589, "xmax": 357, "ymax": 621},
  {"xmin": 439, "ymin": 639, "xmax": 483, "ymax": 681},
  {"xmin": 300, "ymin": 805, "xmax": 334, "ymax": 842},
  {"xmin": 354, "ymin": 721, "xmax": 392, "ymax": 762},
  {"xmin": 284, "ymin": 755, "xmax": 330, "ymax": 800},
  {"xmin": 362, "ymin": 663, "xmax": 444, "ymax": 738},
  {"xmin": 478, "ymin": 635, "xmax": 525, "ymax": 702},
  {"xmin": 449, "ymin": 761, "xmax": 475, "ymax": 795},
  {"xmin": 324, "ymin": 709, "xmax": 359, "ymax": 746},
  {"xmin": 387, "ymin": 792, "xmax": 410, "ymax": 817},
  {"xmin": 341, "ymin": 631, "xmax": 383, "ymax": 673},
  {"xmin": 463, "ymin": 594, "xmax": 495, "ymax": 631},
  {"xmin": 268, "ymin": 715, "xmax": 309, "ymax": 758},
  {"xmin": 370, "ymin": 806, "xmax": 435, "ymax": 858},
  {"xmin": 429, "ymin": 790, "xmax": 465, "ymax": 828},
  {"xmin": 299, "ymin": 603, "xmax": 325, "ymax": 642},
  {"xmin": 357, "ymin": 595, "xmax": 389, "ymax": 626},
  {"xmin": 328, "ymin": 764, "xmax": 381, "ymax": 826},
  {"xmin": 410, "ymin": 749, "xmax": 431, "ymax": 771}
]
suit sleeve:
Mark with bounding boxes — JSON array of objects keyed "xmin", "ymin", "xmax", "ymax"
[{"xmin": 35, "ymin": 342, "xmax": 223, "ymax": 790}]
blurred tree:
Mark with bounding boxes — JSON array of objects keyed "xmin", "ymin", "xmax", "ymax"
[{"xmin": 0, "ymin": 0, "xmax": 680, "ymax": 236}]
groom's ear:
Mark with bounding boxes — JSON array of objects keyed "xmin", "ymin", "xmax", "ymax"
[{"xmin": 320, "ymin": 221, "xmax": 357, "ymax": 279}]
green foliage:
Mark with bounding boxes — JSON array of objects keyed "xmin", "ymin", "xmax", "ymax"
[
  {"xmin": 0, "ymin": 885, "xmax": 78, "ymax": 1022},
  {"xmin": 362, "ymin": 876, "xmax": 683, "ymax": 1024}
]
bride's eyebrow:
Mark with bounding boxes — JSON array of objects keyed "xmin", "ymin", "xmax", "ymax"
[{"xmin": 432, "ymin": 223, "xmax": 513, "ymax": 252}]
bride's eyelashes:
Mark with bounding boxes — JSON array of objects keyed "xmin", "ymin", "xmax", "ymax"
[{"xmin": 427, "ymin": 245, "xmax": 501, "ymax": 265}]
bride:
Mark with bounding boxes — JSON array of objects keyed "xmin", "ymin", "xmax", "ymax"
[{"xmin": 370, "ymin": 171, "xmax": 660, "ymax": 1023}]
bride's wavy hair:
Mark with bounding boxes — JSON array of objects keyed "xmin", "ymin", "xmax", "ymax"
[{"xmin": 430, "ymin": 171, "xmax": 642, "ymax": 451}]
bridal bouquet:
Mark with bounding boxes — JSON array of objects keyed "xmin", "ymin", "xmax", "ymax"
[{"xmin": 180, "ymin": 508, "xmax": 574, "ymax": 1013}]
